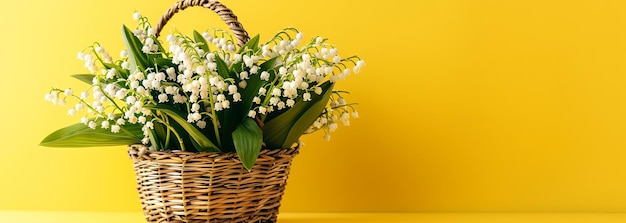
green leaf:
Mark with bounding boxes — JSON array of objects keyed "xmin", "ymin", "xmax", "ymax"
[
  {"xmin": 121, "ymin": 25, "xmax": 149, "ymax": 72},
  {"xmin": 149, "ymin": 105, "xmax": 221, "ymax": 152},
  {"xmin": 165, "ymin": 118, "xmax": 197, "ymax": 152},
  {"xmin": 40, "ymin": 120, "xmax": 143, "ymax": 147},
  {"xmin": 71, "ymin": 74, "xmax": 95, "ymax": 85},
  {"xmin": 232, "ymin": 117, "xmax": 263, "ymax": 170},
  {"xmin": 215, "ymin": 54, "xmax": 231, "ymax": 79},
  {"xmin": 193, "ymin": 30, "xmax": 210, "ymax": 53},
  {"xmin": 264, "ymin": 81, "xmax": 335, "ymax": 148},
  {"xmin": 147, "ymin": 53, "xmax": 163, "ymax": 64},
  {"xmin": 102, "ymin": 62, "xmax": 130, "ymax": 79},
  {"xmin": 237, "ymin": 34, "xmax": 260, "ymax": 54},
  {"xmin": 235, "ymin": 57, "xmax": 278, "ymax": 121},
  {"xmin": 259, "ymin": 56, "xmax": 279, "ymax": 70},
  {"xmin": 152, "ymin": 121, "xmax": 172, "ymax": 151},
  {"xmin": 102, "ymin": 62, "xmax": 123, "ymax": 71},
  {"xmin": 241, "ymin": 76, "xmax": 264, "ymax": 114},
  {"xmin": 214, "ymin": 59, "xmax": 274, "ymax": 152},
  {"xmin": 147, "ymin": 128, "xmax": 161, "ymax": 151},
  {"xmin": 154, "ymin": 58, "xmax": 174, "ymax": 68},
  {"xmin": 216, "ymin": 111, "xmax": 238, "ymax": 152}
]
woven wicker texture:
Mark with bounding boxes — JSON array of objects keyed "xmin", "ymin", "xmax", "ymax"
[
  {"xmin": 155, "ymin": 0, "xmax": 250, "ymax": 47},
  {"xmin": 129, "ymin": 145, "xmax": 299, "ymax": 223}
]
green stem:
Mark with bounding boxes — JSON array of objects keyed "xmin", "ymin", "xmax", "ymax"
[
  {"xmin": 153, "ymin": 115, "xmax": 186, "ymax": 151},
  {"xmin": 206, "ymin": 92, "xmax": 222, "ymax": 147}
]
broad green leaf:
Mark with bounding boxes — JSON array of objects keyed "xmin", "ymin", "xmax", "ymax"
[
  {"xmin": 165, "ymin": 118, "xmax": 197, "ymax": 152},
  {"xmin": 103, "ymin": 62, "xmax": 130, "ymax": 79},
  {"xmin": 71, "ymin": 74, "xmax": 95, "ymax": 85},
  {"xmin": 240, "ymin": 75, "xmax": 265, "ymax": 118},
  {"xmin": 121, "ymin": 25, "xmax": 149, "ymax": 72},
  {"xmin": 215, "ymin": 58, "xmax": 276, "ymax": 152},
  {"xmin": 235, "ymin": 56, "xmax": 279, "ymax": 121},
  {"xmin": 152, "ymin": 121, "xmax": 171, "ymax": 151},
  {"xmin": 147, "ymin": 129, "xmax": 161, "ymax": 151},
  {"xmin": 237, "ymin": 34, "xmax": 260, "ymax": 54},
  {"xmin": 232, "ymin": 117, "xmax": 263, "ymax": 170},
  {"xmin": 218, "ymin": 106, "xmax": 241, "ymax": 152},
  {"xmin": 147, "ymin": 53, "xmax": 163, "ymax": 64},
  {"xmin": 264, "ymin": 81, "xmax": 334, "ymax": 148},
  {"xmin": 193, "ymin": 30, "xmax": 210, "ymax": 53},
  {"xmin": 102, "ymin": 62, "xmax": 123, "ymax": 71},
  {"xmin": 149, "ymin": 105, "xmax": 221, "ymax": 152},
  {"xmin": 260, "ymin": 56, "xmax": 279, "ymax": 70},
  {"xmin": 40, "ymin": 120, "xmax": 143, "ymax": 147},
  {"xmin": 215, "ymin": 54, "xmax": 231, "ymax": 79},
  {"xmin": 154, "ymin": 58, "xmax": 174, "ymax": 68}
]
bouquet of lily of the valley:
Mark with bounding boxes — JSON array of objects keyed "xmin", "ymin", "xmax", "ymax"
[{"xmin": 41, "ymin": 11, "xmax": 364, "ymax": 169}]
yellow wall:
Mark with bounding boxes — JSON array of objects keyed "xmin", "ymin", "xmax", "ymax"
[{"xmin": 2, "ymin": 0, "xmax": 626, "ymax": 212}]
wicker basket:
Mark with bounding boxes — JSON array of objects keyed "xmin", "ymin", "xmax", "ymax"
[
  {"xmin": 129, "ymin": 145, "xmax": 299, "ymax": 223},
  {"xmin": 128, "ymin": 1, "xmax": 299, "ymax": 222}
]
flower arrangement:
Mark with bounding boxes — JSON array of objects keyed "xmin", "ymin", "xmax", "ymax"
[{"xmin": 41, "ymin": 11, "xmax": 364, "ymax": 169}]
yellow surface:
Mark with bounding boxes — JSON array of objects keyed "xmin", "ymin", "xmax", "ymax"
[
  {"xmin": 2, "ymin": 0, "xmax": 626, "ymax": 213},
  {"xmin": 3, "ymin": 211, "xmax": 626, "ymax": 223}
]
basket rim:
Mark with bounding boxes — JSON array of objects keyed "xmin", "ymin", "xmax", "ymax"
[{"xmin": 128, "ymin": 143, "xmax": 300, "ymax": 161}]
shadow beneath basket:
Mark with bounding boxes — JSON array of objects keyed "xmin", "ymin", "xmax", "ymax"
[
  {"xmin": 276, "ymin": 213, "xmax": 415, "ymax": 223},
  {"xmin": 277, "ymin": 214, "xmax": 354, "ymax": 223}
]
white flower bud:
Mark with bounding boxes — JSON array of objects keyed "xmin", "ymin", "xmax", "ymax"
[
  {"xmin": 247, "ymin": 110, "xmax": 256, "ymax": 118},
  {"xmin": 126, "ymin": 96, "xmax": 136, "ymax": 105},
  {"xmin": 101, "ymin": 121, "xmax": 110, "ymax": 129},
  {"xmin": 329, "ymin": 123, "xmax": 338, "ymax": 132},
  {"xmin": 260, "ymin": 71, "xmax": 270, "ymax": 81},
  {"xmin": 222, "ymin": 100, "xmax": 230, "ymax": 109},
  {"xmin": 324, "ymin": 134, "xmax": 331, "ymax": 141},
  {"xmin": 239, "ymin": 71, "xmax": 249, "ymax": 80},
  {"xmin": 272, "ymin": 88, "xmax": 281, "ymax": 96},
  {"xmin": 138, "ymin": 116, "xmax": 146, "ymax": 124},
  {"xmin": 214, "ymin": 102, "xmax": 223, "ymax": 111},
  {"xmin": 333, "ymin": 55, "xmax": 341, "ymax": 64},
  {"xmin": 196, "ymin": 65, "xmax": 206, "ymax": 75},
  {"xmin": 228, "ymin": 84, "xmax": 238, "ymax": 95},
  {"xmin": 88, "ymin": 121, "xmax": 97, "ymax": 129},
  {"xmin": 191, "ymin": 103, "xmax": 200, "ymax": 112},
  {"xmin": 303, "ymin": 93, "xmax": 311, "ymax": 101},
  {"xmin": 277, "ymin": 101, "xmax": 286, "ymax": 110},
  {"xmin": 217, "ymin": 94, "xmax": 226, "ymax": 102},
  {"xmin": 238, "ymin": 80, "xmax": 247, "ymax": 89},
  {"xmin": 233, "ymin": 93, "xmax": 242, "ymax": 102},
  {"xmin": 197, "ymin": 120, "xmax": 207, "ymax": 129},
  {"xmin": 133, "ymin": 12, "xmax": 141, "ymax": 20},
  {"xmin": 158, "ymin": 93, "xmax": 169, "ymax": 103},
  {"xmin": 111, "ymin": 125, "xmax": 121, "ymax": 133},
  {"xmin": 316, "ymin": 37, "xmax": 323, "ymax": 44}
]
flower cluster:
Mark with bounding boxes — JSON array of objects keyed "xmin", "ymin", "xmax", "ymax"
[{"xmin": 44, "ymin": 12, "xmax": 364, "ymax": 153}]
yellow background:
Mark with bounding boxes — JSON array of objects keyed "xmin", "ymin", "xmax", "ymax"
[{"xmin": 1, "ymin": 0, "xmax": 626, "ymax": 213}]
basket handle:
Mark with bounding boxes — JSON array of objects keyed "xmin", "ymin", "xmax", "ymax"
[{"xmin": 155, "ymin": 0, "xmax": 250, "ymax": 47}]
